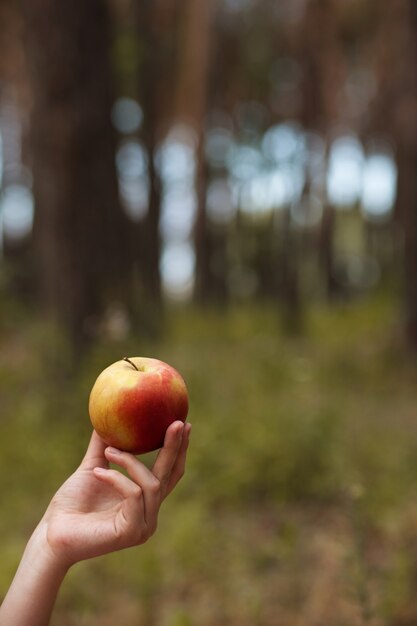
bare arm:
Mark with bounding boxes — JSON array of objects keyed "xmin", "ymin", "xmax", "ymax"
[
  {"xmin": 0, "ymin": 521, "xmax": 68, "ymax": 626},
  {"xmin": 0, "ymin": 421, "xmax": 191, "ymax": 626}
]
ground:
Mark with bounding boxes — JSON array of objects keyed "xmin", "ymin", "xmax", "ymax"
[{"xmin": 1, "ymin": 295, "xmax": 417, "ymax": 625}]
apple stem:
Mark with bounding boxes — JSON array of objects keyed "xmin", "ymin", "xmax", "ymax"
[{"xmin": 123, "ymin": 357, "xmax": 139, "ymax": 371}]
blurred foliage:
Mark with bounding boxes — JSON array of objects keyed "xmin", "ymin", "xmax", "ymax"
[
  {"xmin": 2, "ymin": 295, "xmax": 417, "ymax": 624},
  {"xmin": 1, "ymin": 1, "xmax": 417, "ymax": 624}
]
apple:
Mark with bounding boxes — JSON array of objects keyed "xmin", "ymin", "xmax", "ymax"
[{"xmin": 89, "ymin": 356, "xmax": 189, "ymax": 454}]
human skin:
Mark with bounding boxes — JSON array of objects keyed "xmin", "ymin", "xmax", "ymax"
[{"xmin": 0, "ymin": 420, "xmax": 191, "ymax": 626}]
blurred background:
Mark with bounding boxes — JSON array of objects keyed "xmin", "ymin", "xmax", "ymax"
[{"xmin": 1, "ymin": 0, "xmax": 417, "ymax": 624}]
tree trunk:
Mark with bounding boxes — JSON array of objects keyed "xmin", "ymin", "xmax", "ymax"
[
  {"xmin": 135, "ymin": 0, "xmax": 175, "ymax": 308},
  {"xmin": 386, "ymin": 0, "xmax": 417, "ymax": 353},
  {"xmin": 175, "ymin": 0, "xmax": 214, "ymax": 303},
  {"xmin": 319, "ymin": 203, "xmax": 339, "ymax": 299},
  {"xmin": 401, "ymin": 1, "xmax": 417, "ymax": 351},
  {"xmin": 140, "ymin": 51, "xmax": 162, "ymax": 307},
  {"xmin": 397, "ymin": 148, "xmax": 417, "ymax": 350},
  {"xmin": 21, "ymin": 0, "xmax": 129, "ymax": 348},
  {"xmin": 280, "ymin": 207, "xmax": 302, "ymax": 334},
  {"xmin": 298, "ymin": 0, "xmax": 344, "ymax": 303}
]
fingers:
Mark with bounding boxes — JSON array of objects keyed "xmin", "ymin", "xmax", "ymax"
[
  {"xmin": 101, "ymin": 420, "xmax": 191, "ymax": 534},
  {"xmin": 93, "ymin": 467, "xmax": 145, "ymax": 541},
  {"xmin": 165, "ymin": 422, "xmax": 191, "ymax": 496},
  {"xmin": 93, "ymin": 467, "xmax": 143, "ymax": 506},
  {"xmin": 104, "ymin": 447, "xmax": 162, "ymax": 535},
  {"xmin": 80, "ymin": 430, "xmax": 108, "ymax": 470},
  {"xmin": 152, "ymin": 421, "xmax": 185, "ymax": 491}
]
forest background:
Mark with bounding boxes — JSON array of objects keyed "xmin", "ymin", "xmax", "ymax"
[{"xmin": 2, "ymin": 1, "xmax": 417, "ymax": 624}]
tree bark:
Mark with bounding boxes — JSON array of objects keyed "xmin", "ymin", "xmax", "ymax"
[
  {"xmin": 383, "ymin": 0, "xmax": 417, "ymax": 353},
  {"xmin": 298, "ymin": 0, "xmax": 344, "ymax": 302},
  {"xmin": 401, "ymin": 1, "xmax": 417, "ymax": 352},
  {"xmin": 135, "ymin": 0, "xmax": 180, "ymax": 307},
  {"xmin": 138, "ymin": 6, "xmax": 162, "ymax": 306},
  {"xmin": 397, "ymin": 150, "xmax": 417, "ymax": 349},
  {"xmin": 175, "ymin": 0, "xmax": 214, "ymax": 303},
  {"xmin": 21, "ymin": 0, "xmax": 129, "ymax": 348}
]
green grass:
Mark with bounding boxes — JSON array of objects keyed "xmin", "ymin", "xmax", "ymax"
[{"xmin": 2, "ymin": 295, "xmax": 417, "ymax": 625}]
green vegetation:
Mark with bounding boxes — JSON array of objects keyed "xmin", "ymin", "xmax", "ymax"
[{"xmin": 2, "ymin": 296, "xmax": 417, "ymax": 625}]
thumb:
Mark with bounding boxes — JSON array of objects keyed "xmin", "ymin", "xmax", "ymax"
[{"xmin": 80, "ymin": 430, "xmax": 109, "ymax": 470}]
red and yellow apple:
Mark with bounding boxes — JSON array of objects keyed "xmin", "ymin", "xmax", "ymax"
[{"xmin": 88, "ymin": 357, "xmax": 189, "ymax": 454}]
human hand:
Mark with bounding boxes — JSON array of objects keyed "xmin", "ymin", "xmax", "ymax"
[
  {"xmin": 41, "ymin": 420, "xmax": 191, "ymax": 568},
  {"xmin": 0, "ymin": 422, "xmax": 190, "ymax": 626}
]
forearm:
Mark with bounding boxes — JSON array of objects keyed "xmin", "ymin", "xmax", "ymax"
[{"xmin": 0, "ymin": 520, "xmax": 68, "ymax": 626}]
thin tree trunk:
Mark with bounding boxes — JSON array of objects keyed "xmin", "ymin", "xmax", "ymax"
[
  {"xmin": 175, "ymin": 0, "xmax": 214, "ymax": 303},
  {"xmin": 397, "ymin": 149, "xmax": 417, "ymax": 350},
  {"xmin": 135, "ymin": 0, "xmax": 170, "ymax": 308},
  {"xmin": 299, "ymin": 0, "xmax": 344, "ymax": 302},
  {"xmin": 386, "ymin": 0, "xmax": 417, "ymax": 353},
  {"xmin": 319, "ymin": 203, "xmax": 339, "ymax": 299},
  {"xmin": 402, "ymin": 0, "xmax": 417, "ymax": 351},
  {"xmin": 280, "ymin": 207, "xmax": 302, "ymax": 334}
]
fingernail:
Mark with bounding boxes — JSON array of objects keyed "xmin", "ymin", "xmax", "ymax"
[
  {"xmin": 94, "ymin": 466, "xmax": 107, "ymax": 474},
  {"xmin": 186, "ymin": 423, "xmax": 192, "ymax": 436},
  {"xmin": 106, "ymin": 447, "xmax": 121, "ymax": 456}
]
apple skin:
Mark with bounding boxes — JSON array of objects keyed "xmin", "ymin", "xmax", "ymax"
[{"xmin": 88, "ymin": 357, "xmax": 189, "ymax": 454}]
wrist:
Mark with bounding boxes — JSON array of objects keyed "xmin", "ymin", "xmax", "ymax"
[
  {"xmin": 0, "ymin": 518, "xmax": 69, "ymax": 626},
  {"xmin": 23, "ymin": 518, "xmax": 71, "ymax": 580}
]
